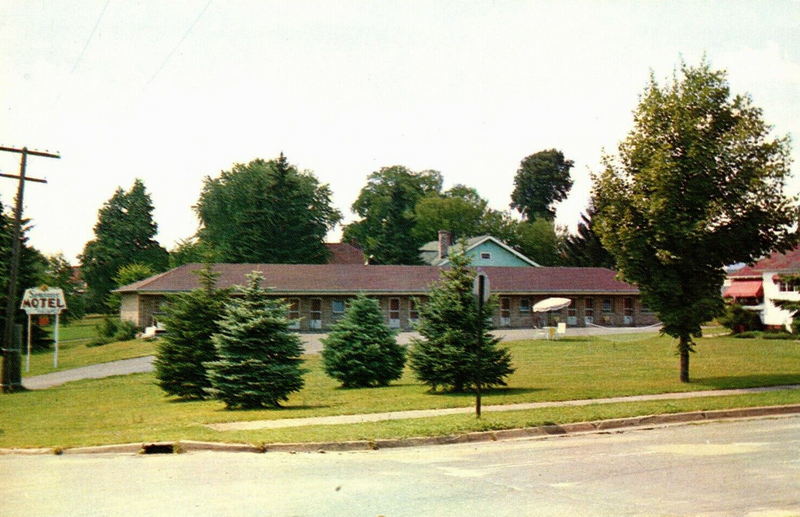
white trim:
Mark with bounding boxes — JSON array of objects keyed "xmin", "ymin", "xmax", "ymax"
[{"xmin": 438, "ymin": 236, "xmax": 541, "ymax": 267}]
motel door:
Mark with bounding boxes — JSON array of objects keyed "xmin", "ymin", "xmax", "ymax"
[
  {"xmin": 388, "ymin": 298, "xmax": 401, "ymax": 328},
  {"xmin": 309, "ymin": 298, "xmax": 322, "ymax": 329}
]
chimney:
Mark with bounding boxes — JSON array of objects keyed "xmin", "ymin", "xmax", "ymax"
[{"xmin": 438, "ymin": 230, "xmax": 452, "ymax": 259}]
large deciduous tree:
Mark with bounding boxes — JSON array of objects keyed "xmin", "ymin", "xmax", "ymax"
[
  {"xmin": 343, "ymin": 166, "xmax": 442, "ymax": 264},
  {"xmin": 80, "ymin": 179, "xmax": 168, "ymax": 313},
  {"xmin": 594, "ymin": 61, "xmax": 798, "ymax": 383},
  {"xmin": 412, "ymin": 185, "xmax": 489, "ymax": 243},
  {"xmin": 510, "ymin": 149, "xmax": 574, "ymax": 221},
  {"xmin": 195, "ymin": 154, "xmax": 341, "ymax": 264}
]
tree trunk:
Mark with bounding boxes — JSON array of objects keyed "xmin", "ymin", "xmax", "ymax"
[{"xmin": 679, "ymin": 335, "xmax": 690, "ymax": 383}]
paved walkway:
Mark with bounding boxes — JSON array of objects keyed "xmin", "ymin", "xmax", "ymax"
[
  {"xmin": 22, "ymin": 356, "xmax": 154, "ymax": 390},
  {"xmin": 208, "ymin": 384, "xmax": 800, "ymax": 431}
]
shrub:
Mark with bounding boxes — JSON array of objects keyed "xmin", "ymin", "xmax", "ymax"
[
  {"xmin": 88, "ymin": 316, "xmax": 137, "ymax": 346},
  {"xmin": 321, "ymin": 293, "xmax": 405, "ymax": 388},
  {"xmin": 718, "ymin": 303, "xmax": 762, "ymax": 334}
]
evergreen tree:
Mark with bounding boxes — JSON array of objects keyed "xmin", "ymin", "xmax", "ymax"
[
  {"xmin": 408, "ymin": 251, "xmax": 514, "ymax": 392},
  {"xmin": 560, "ymin": 205, "xmax": 615, "ymax": 268},
  {"xmin": 155, "ymin": 265, "xmax": 229, "ymax": 399},
  {"xmin": 0, "ymin": 197, "xmax": 50, "ymax": 351},
  {"xmin": 321, "ymin": 293, "xmax": 405, "ymax": 388},
  {"xmin": 195, "ymin": 154, "xmax": 341, "ymax": 264},
  {"xmin": 206, "ymin": 271, "xmax": 306, "ymax": 408},
  {"xmin": 80, "ymin": 179, "xmax": 168, "ymax": 312}
]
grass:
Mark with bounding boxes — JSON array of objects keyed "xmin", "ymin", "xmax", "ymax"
[
  {"xmin": 1, "ymin": 333, "xmax": 799, "ymax": 448},
  {"xmin": 23, "ymin": 315, "xmax": 156, "ymax": 377}
]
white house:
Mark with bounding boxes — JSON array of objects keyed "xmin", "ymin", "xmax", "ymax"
[{"xmin": 724, "ymin": 247, "xmax": 800, "ymax": 330}]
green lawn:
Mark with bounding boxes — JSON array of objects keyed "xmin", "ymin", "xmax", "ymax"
[
  {"xmin": 24, "ymin": 315, "xmax": 156, "ymax": 377},
  {"xmin": 2, "ymin": 333, "xmax": 799, "ymax": 448}
]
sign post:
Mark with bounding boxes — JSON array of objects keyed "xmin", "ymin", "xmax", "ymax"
[
  {"xmin": 471, "ymin": 272, "xmax": 490, "ymax": 418},
  {"xmin": 20, "ymin": 287, "xmax": 66, "ymax": 370}
]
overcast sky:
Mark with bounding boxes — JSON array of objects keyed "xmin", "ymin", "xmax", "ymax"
[{"xmin": 2, "ymin": 0, "xmax": 799, "ymax": 263}]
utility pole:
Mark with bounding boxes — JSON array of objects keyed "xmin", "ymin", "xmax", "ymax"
[{"xmin": 0, "ymin": 145, "xmax": 59, "ymax": 393}]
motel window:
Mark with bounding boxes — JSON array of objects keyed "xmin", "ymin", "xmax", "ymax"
[
  {"xmin": 480, "ymin": 252, "xmax": 492, "ymax": 260},
  {"xmin": 332, "ymin": 299, "xmax": 346, "ymax": 315},
  {"xmin": 779, "ymin": 281, "xmax": 800, "ymax": 292},
  {"xmin": 602, "ymin": 297, "xmax": 613, "ymax": 313},
  {"xmin": 519, "ymin": 298, "xmax": 531, "ymax": 313}
]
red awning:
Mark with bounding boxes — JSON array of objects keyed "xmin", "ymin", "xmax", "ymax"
[{"xmin": 723, "ymin": 280, "xmax": 763, "ymax": 298}]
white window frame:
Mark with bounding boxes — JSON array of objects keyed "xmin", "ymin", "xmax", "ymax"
[{"xmin": 480, "ymin": 252, "xmax": 492, "ymax": 260}]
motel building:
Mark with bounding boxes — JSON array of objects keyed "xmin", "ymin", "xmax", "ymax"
[{"xmin": 116, "ymin": 262, "xmax": 658, "ymax": 332}]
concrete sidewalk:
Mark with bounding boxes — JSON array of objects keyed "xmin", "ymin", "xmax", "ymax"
[{"xmin": 207, "ymin": 384, "xmax": 800, "ymax": 431}]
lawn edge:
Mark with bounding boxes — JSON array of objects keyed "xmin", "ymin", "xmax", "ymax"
[{"xmin": 4, "ymin": 403, "xmax": 798, "ymax": 456}]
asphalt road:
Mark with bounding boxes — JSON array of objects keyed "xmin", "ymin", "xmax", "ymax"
[{"xmin": 2, "ymin": 416, "xmax": 798, "ymax": 516}]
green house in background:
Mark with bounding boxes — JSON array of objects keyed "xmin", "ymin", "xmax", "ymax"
[{"xmin": 419, "ymin": 231, "xmax": 540, "ymax": 267}]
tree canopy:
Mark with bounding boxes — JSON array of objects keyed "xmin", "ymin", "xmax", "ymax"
[
  {"xmin": 195, "ymin": 154, "xmax": 341, "ymax": 264},
  {"xmin": 79, "ymin": 179, "xmax": 168, "ymax": 312},
  {"xmin": 510, "ymin": 149, "xmax": 574, "ymax": 221},
  {"xmin": 594, "ymin": 60, "xmax": 798, "ymax": 382},
  {"xmin": 343, "ymin": 166, "xmax": 442, "ymax": 264}
]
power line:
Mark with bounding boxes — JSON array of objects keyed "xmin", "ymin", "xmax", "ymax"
[
  {"xmin": 53, "ymin": 0, "xmax": 112, "ymax": 107},
  {"xmin": 144, "ymin": 0, "xmax": 213, "ymax": 87}
]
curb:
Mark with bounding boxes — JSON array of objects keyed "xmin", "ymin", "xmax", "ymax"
[{"xmin": 3, "ymin": 404, "xmax": 799, "ymax": 456}]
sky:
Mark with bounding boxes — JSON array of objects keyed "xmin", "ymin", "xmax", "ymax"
[{"xmin": 1, "ymin": 0, "xmax": 799, "ymax": 263}]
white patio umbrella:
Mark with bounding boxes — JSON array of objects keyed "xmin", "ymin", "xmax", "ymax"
[
  {"xmin": 533, "ymin": 297, "xmax": 571, "ymax": 312},
  {"xmin": 533, "ymin": 297, "xmax": 571, "ymax": 327}
]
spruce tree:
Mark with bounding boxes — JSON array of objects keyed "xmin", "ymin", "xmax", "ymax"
[
  {"xmin": 408, "ymin": 251, "xmax": 514, "ymax": 392},
  {"xmin": 155, "ymin": 265, "xmax": 229, "ymax": 399},
  {"xmin": 80, "ymin": 179, "xmax": 168, "ymax": 312},
  {"xmin": 321, "ymin": 293, "xmax": 405, "ymax": 388},
  {"xmin": 206, "ymin": 271, "xmax": 306, "ymax": 409}
]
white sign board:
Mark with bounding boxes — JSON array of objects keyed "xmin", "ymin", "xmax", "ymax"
[{"xmin": 20, "ymin": 287, "xmax": 67, "ymax": 315}]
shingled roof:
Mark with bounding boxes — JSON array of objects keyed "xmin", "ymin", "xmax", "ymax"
[
  {"xmin": 117, "ymin": 263, "xmax": 638, "ymax": 295},
  {"xmin": 730, "ymin": 247, "xmax": 800, "ymax": 278}
]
